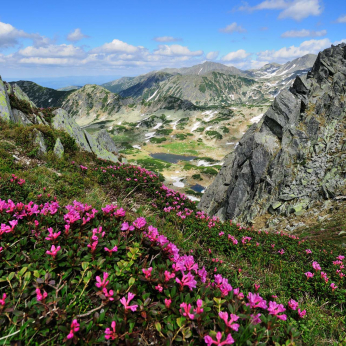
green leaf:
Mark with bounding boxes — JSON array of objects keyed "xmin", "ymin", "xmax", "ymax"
[
  {"xmin": 18, "ymin": 267, "xmax": 28, "ymax": 277},
  {"xmin": 155, "ymin": 322, "xmax": 162, "ymax": 333},
  {"xmin": 81, "ymin": 262, "xmax": 89, "ymax": 271},
  {"xmin": 8, "ymin": 272, "xmax": 15, "ymax": 281},
  {"xmin": 129, "ymin": 277, "xmax": 135, "ymax": 286}
]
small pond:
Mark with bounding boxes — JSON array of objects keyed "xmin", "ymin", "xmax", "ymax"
[
  {"xmin": 190, "ymin": 184, "xmax": 205, "ymax": 193},
  {"xmin": 150, "ymin": 153, "xmax": 197, "ymax": 164}
]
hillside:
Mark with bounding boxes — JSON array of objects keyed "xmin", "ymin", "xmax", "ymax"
[
  {"xmin": 0, "ymin": 90, "xmax": 346, "ymax": 343},
  {"xmin": 200, "ymin": 44, "xmax": 345, "ymax": 233}
]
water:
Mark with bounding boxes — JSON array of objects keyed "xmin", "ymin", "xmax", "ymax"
[
  {"xmin": 190, "ymin": 184, "xmax": 205, "ymax": 193},
  {"xmin": 150, "ymin": 153, "xmax": 197, "ymax": 164}
]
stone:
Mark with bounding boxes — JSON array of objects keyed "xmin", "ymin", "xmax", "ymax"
[
  {"xmin": 95, "ymin": 129, "xmax": 118, "ymax": 154},
  {"xmin": 12, "ymin": 109, "xmax": 33, "ymax": 126},
  {"xmin": 53, "ymin": 138, "xmax": 64, "ymax": 158},
  {"xmin": 0, "ymin": 76, "xmax": 14, "ymax": 122},
  {"xmin": 199, "ymin": 43, "xmax": 346, "ymax": 224},
  {"xmin": 32, "ymin": 129, "xmax": 47, "ymax": 156}
]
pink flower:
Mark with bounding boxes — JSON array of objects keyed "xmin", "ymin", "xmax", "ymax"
[
  {"xmin": 246, "ymin": 292, "xmax": 267, "ymax": 309},
  {"xmin": 180, "ymin": 302, "xmax": 194, "ymax": 320},
  {"xmin": 121, "ymin": 222, "xmax": 135, "ymax": 231},
  {"xmin": 120, "ymin": 292, "xmax": 138, "ymax": 312},
  {"xmin": 155, "ymin": 284, "xmax": 163, "ymax": 292},
  {"xmin": 194, "ymin": 299, "xmax": 204, "ymax": 314},
  {"xmin": 114, "ymin": 208, "xmax": 126, "ymax": 218},
  {"xmin": 45, "ymin": 227, "xmax": 61, "ymax": 241},
  {"xmin": 305, "ymin": 249, "xmax": 312, "ymax": 254},
  {"xmin": 142, "ymin": 267, "xmax": 153, "ymax": 279},
  {"xmin": 271, "ymin": 244, "xmax": 275, "ymax": 248},
  {"xmin": 36, "ymin": 288, "xmax": 47, "ymax": 301},
  {"xmin": 219, "ymin": 312, "xmax": 239, "ymax": 331},
  {"xmin": 105, "ymin": 321, "xmax": 117, "ymax": 340},
  {"xmin": 330, "ymin": 283, "xmax": 338, "ymax": 291},
  {"xmin": 133, "ymin": 217, "xmax": 146, "ymax": 229},
  {"xmin": 337, "ymin": 255, "xmax": 345, "ymax": 261},
  {"xmin": 288, "ymin": 299, "xmax": 299, "ymax": 310},
  {"xmin": 0, "ymin": 293, "xmax": 6, "ymax": 306},
  {"xmin": 298, "ymin": 308, "xmax": 306, "ymax": 318},
  {"xmin": 87, "ymin": 240, "xmax": 98, "ymax": 252},
  {"xmin": 95, "ymin": 272, "xmax": 109, "ymax": 289},
  {"xmin": 46, "ymin": 245, "xmax": 61, "ymax": 259},
  {"xmin": 254, "ymin": 284, "xmax": 260, "ymax": 291},
  {"xmin": 312, "ymin": 261, "xmax": 321, "ymax": 271},
  {"xmin": 102, "ymin": 288, "xmax": 114, "ymax": 301},
  {"xmin": 67, "ymin": 319, "xmax": 80, "ymax": 339},
  {"xmin": 204, "ymin": 332, "xmax": 234, "ymax": 345},
  {"xmin": 267, "ymin": 301, "xmax": 287, "ymax": 320},
  {"xmin": 304, "ymin": 272, "xmax": 314, "ymax": 279},
  {"xmin": 241, "ymin": 236, "xmax": 251, "ymax": 245},
  {"xmin": 198, "ymin": 267, "xmax": 207, "ymax": 283},
  {"xmin": 164, "ymin": 298, "xmax": 172, "ymax": 308},
  {"xmin": 250, "ymin": 313, "xmax": 261, "ymax": 325},
  {"xmin": 278, "ymin": 249, "xmax": 285, "ymax": 255},
  {"xmin": 164, "ymin": 270, "xmax": 175, "ymax": 282},
  {"xmin": 176, "ymin": 272, "xmax": 197, "ymax": 291},
  {"xmin": 104, "ymin": 245, "xmax": 118, "ymax": 254}
]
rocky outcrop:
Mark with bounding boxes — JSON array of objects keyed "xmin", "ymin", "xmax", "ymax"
[
  {"xmin": 199, "ymin": 44, "xmax": 346, "ymax": 224},
  {"xmin": 0, "ymin": 79, "xmax": 120, "ymax": 163}
]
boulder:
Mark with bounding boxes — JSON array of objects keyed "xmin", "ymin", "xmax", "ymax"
[
  {"xmin": 32, "ymin": 129, "xmax": 47, "ymax": 156},
  {"xmin": 53, "ymin": 138, "xmax": 64, "ymax": 158},
  {"xmin": 0, "ymin": 77, "xmax": 14, "ymax": 122},
  {"xmin": 95, "ymin": 129, "xmax": 118, "ymax": 154},
  {"xmin": 12, "ymin": 109, "xmax": 33, "ymax": 126}
]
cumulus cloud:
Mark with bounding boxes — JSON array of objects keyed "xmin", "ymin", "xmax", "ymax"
[
  {"xmin": 0, "ymin": 21, "xmax": 49, "ymax": 48},
  {"xmin": 257, "ymin": 38, "xmax": 331, "ymax": 63},
  {"xmin": 335, "ymin": 15, "xmax": 346, "ymax": 23},
  {"xmin": 153, "ymin": 36, "xmax": 181, "ymax": 42},
  {"xmin": 219, "ymin": 22, "xmax": 247, "ymax": 34},
  {"xmin": 67, "ymin": 28, "xmax": 89, "ymax": 42},
  {"xmin": 221, "ymin": 49, "xmax": 251, "ymax": 62},
  {"xmin": 206, "ymin": 51, "xmax": 219, "ymax": 60},
  {"xmin": 334, "ymin": 39, "xmax": 346, "ymax": 45},
  {"xmin": 154, "ymin": 44, "xmax": 203, "ymax": 56},
  {"xmin": 239, "ymin": 0, "xmax": 323, "ymax": 21},
  {"xmin": 91, "ymin": 39, "xmax": 140, "ymax": 54},
  {"xmin": 281, "ymin": 29, "xmax": 327, "ymax": 37},
  {"xmin": 19, "ymin": 44, "xmax": 86, "ymax": 58}
]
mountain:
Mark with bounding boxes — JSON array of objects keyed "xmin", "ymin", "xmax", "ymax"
[
  {"xmin": 199, "ymin": 44, "xmax": 345, "ymax": 230},
  {"xmin": 9, "ymin": 80, "xmax": 72, "ymax": 108},
  {"xmin": 161, "ymin": 61, "xmax": 247, "ymax": 77}
]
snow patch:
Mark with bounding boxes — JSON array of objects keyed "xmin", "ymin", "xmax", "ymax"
[
  {"xmin": 147, "ymin": 90, "xmax": 159, "ymax": 101},
  {"xmin": 171, "ymin": 176, "xmax": 185, "ymax": 188},
  {"xmin": 145, "ymin": 132, "xmax": 156, "ymax": 139},
  {"xmin": 187, "ymin": 195, "xmax": 200, "ymax": 202},
  {"xmin": 153, "ymin": 122, "xmax": 163, "ymax": 130},
  {"xmin": 132, "ymin": 145, "xmax": 141, "ymax": 150},
  {"xmin": 250, "ymin": 113, "xmax": 263, "ymax": 124},
  {"xmin": 191, "ymin": 122, "xmax": 201, "ymax": 132}
]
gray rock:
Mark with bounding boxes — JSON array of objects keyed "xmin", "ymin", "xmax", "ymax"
[
  {"xmin": 12, "ymin": 109, "xmax": 33, "ymax": 126},
  {"xmin": 199, "ymin": 43, "xmax": 346, "ymax": 224},
  {"xmin": 32, "ymin": 129, "xmax": 47, "ymax": 156},
  {"xmin": 95, "ymin": 130, "xmax": 118, "ymax": 154},
  {"xmin": 53, "ymin": 138, "xmax": 64, "ymax": 158},
  {"xmin": 0, "ymin": 76, "xmax": 14, "ymax": 122}
]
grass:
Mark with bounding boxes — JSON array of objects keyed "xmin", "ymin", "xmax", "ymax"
[{"xmin": 161, "ymin": 141, "xmax": 212, "ymax": 155}]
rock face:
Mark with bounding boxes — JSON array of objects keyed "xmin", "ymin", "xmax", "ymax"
[
  {"xmin": 199, "ymin": 44, "xmax": 346, "ymax": 224},
  {"xmin": 53, "ymin": 138, "xmax": 64, "ymax": 158},
  {"xmin": 0, "ymin": 77, "xmax": 14, "ymax": 122}
]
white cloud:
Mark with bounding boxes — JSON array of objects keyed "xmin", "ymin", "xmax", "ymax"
[
  {"xmin": 91, "ymin": 39, "xmax": 139, "ymax": 54},
  {"xmin": 206, "ymin": 51, "xmax": 219, "ymax": 60},
  {"xmin": 281, "ymin": 29, "xmax": 327, "ymax": 37},
  {"xmin": 257, "ymin": 38, "xmax": 330, "ymax": 63},
  {"xmin": 154, "ymin": 36, "xmax": 181, "ymax": 42},
  {"xmin": 335, "ymin": 15, "xmax": 346, "ymax": 23},
  {"xmin": 0, "ymin": 21, "xmax": 49, "ymax": 48},
  {"xmin": 334, "ymin": 39, "xmax": 346, "ymax": 45},
  {"xmin": 19, "ymin": 44, "xmax": 86, "ymax": 58},
  {"xmin": 220, "ymin": 22, "xmax": 247, "ymax": 34},
  {"xmin": 239, "ymin": 0, "xmax": 323, "ymax": 21},
  {"xmin": 221, "ymin": 49, "xmax": 251, "ymax": 61},
  {"xmin": 67, "ymin": 28, "xmax": 89, "ymax": 42},
  {"xmin": 154, "ymin": 44, "xmax": 203, "ymax": 56}
]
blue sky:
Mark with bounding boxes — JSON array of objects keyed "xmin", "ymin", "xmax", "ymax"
[{"xmin": 1, "ymin": 0, "xmax": 346, "ymax": 82}]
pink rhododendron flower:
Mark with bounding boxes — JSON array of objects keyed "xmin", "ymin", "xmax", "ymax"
[
  {"xmin": 67, "ymin": 319, "xmax": 80, "ymax": 339},
  {"xmin": 46, "ymin": 245, "xmax": 61, "ymax": 259},
  {"xmin": 312, "ymin": 261, "xmax": 321, "ymax": 271},
  {"xmin": 204, "ymin": 332, "xmax": 234, "ymax": 345},
  {"xmin": 278, "ymin": 249, "xmax": 285, "ymax": 255},
  {"xmin": 142, "ymin": 267, "xmax": 153, "ymax": 279},
  {"xmin": 164, "ymin": 270, "xmax": 175, "ymax": 281},
  {"xmin": 102, "ymin": 288, "xmax": 114, "ymax": 301},
  {"xmin": 250, "ymin": 313, "xmax": 261, "ymax": 325},
  {"xmin": 165, "ymin": 298, "xmax": 172, "ymax": 308},
  {"xmin": 155, "ymin": 284, "xmax": 163, "ymax": 292},
  {"xmin": 176, "ymin": 272, "xmax": 197, "ymax": 291},
  {"xmin": 254, "ymin": 284, "xmax": 260, "ymax": 291},
  {"xmin": 121, "ymin": 222, "xmax": 135, "ymax": 231},
  {"xmin": 104, "ymin": 246, "xmax": 118, "ymax": 254},
  {"xmin": 298, "ymin": 308, "xmax": 306, "ymax": 318},
  {"xmin": 114, "ymin": 208, "xmax": 126, "ymax": 218},
  {"xmin": 105, "ymin": 321, "xmax": 117, "ymax": 340},
  {"xmin": 246, "ymin": 292, "xmax": 267, "ymax": 309},
  {"xmin": 219, "ymin": 311, "xmax": 240, "ymax": 331},
  {"xmin": 0, "ymin": 293, "xmax": 6, "ymax": 306},
  {"xmin": 305, "ymin": 249, "xmax": 312, "ymax": 254},
  {"xmin": 233, "ymin": 288, "xmax": 244, "ymax": 299},
  {"xmin": 45, "ymin": 227, "xmax": 61, "ymax": 241},
  {"xmin": 120, "ymin": 292, "xmax": 138, "ymax": 311},
  {"xmin": 267, "ymin": 301, "xmax": 287, "ymax": 320},
  {"xmin": 180, "ymin": 302, "xmax": 194, "ymax": 320},
  {"xmin": 95, "ymin": 272, "xmax": 109, "ymax": 289},
  {"xmin": 87, "ymin": 240, "xmax": 98, "ymax": 252},
  {"xmin": 288, "ymin": 299, "xmax": 299, "ymax": 310},
  {"xmin": 304, "ymin": 272, "xmax": 314, "ymax": 279},
  {"xmin": 194, "ymin": 299, "xmax": 204, "ymax": 314},
  {"xmin": 133, "ymin": 217, "xmax": 146, "ymax": 229},
  {"xmin": 36, "ymin": 288, "xmax": 47, "ymax": 301},
  {"xmin": 330, "ymin": 283, "xmax": 338, "ymax": 291},
  {"xmin": 337, "ymin": 255, "xmax": 345, "ymax": 261},
  {"xmin": 198, "ymin": 266, "xmax": 207, "ymax": 283}
]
